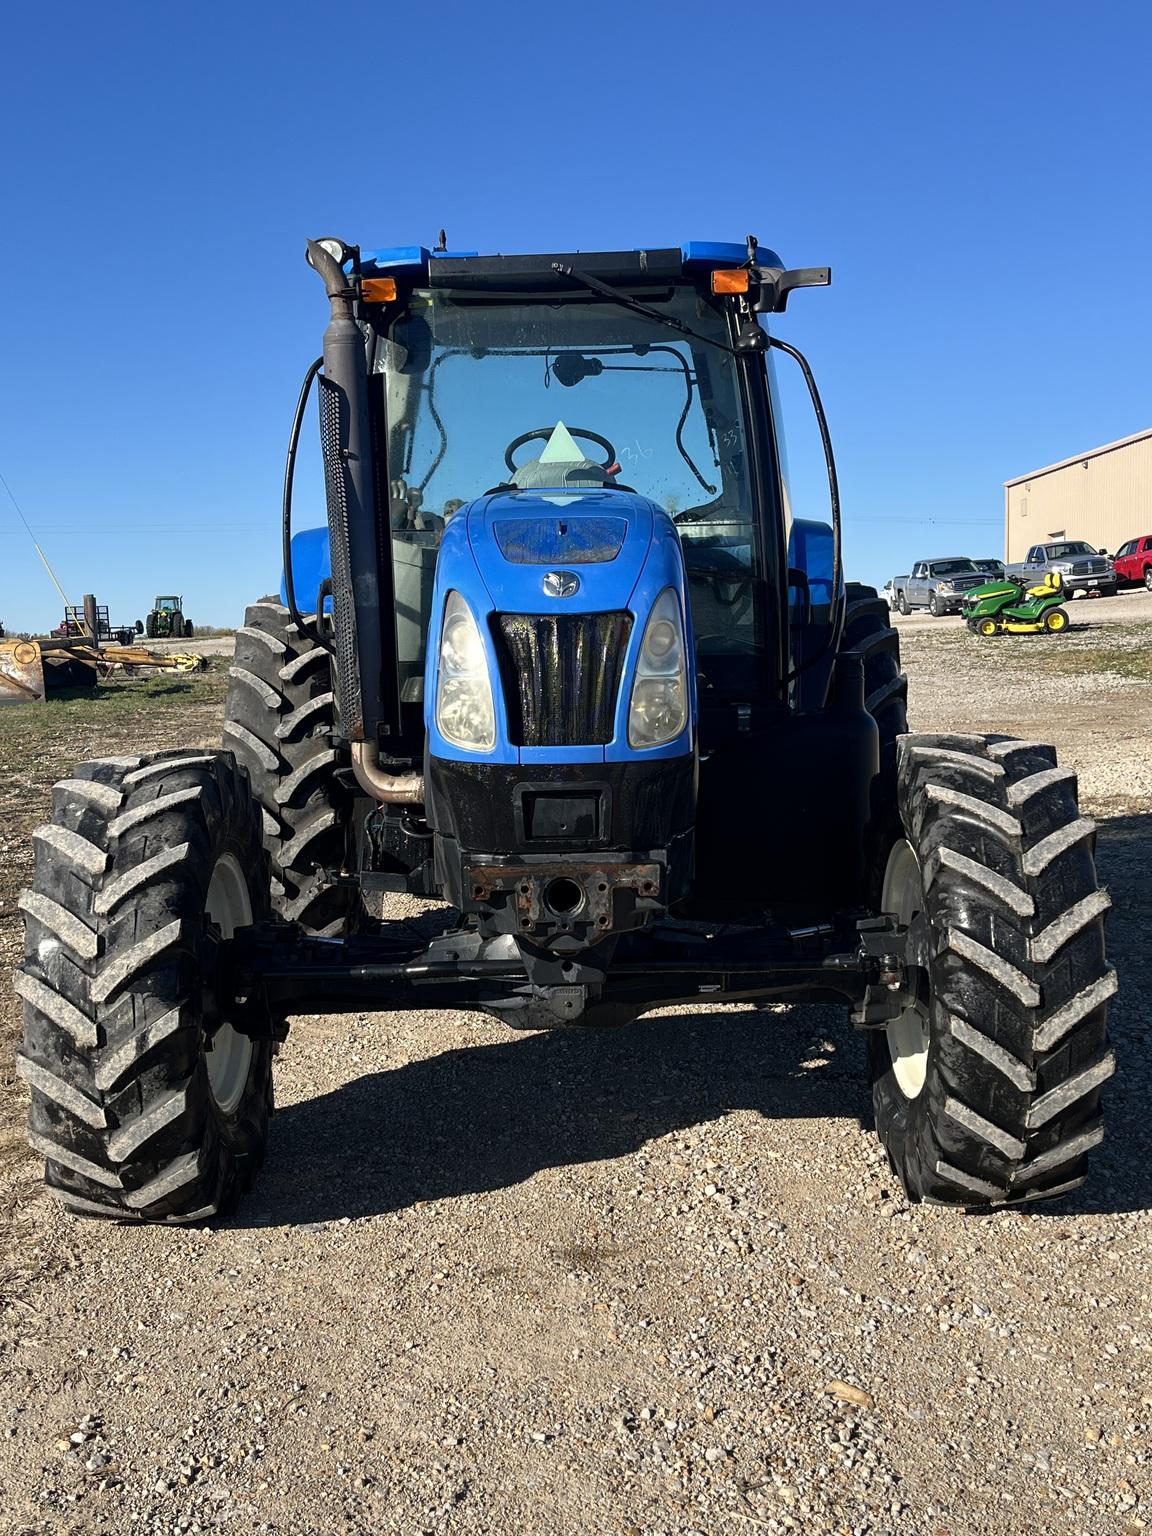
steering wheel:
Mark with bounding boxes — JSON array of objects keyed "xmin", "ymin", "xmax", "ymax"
[{"xmin": 504, "ymin": 426, "xmax": 618, "ymax": 474}]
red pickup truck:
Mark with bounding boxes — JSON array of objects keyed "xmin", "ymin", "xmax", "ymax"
[{"xmin": 1112, "ymin": 534, "xmax": 1152, "ymax": 589}]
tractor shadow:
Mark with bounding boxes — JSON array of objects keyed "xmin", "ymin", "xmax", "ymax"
[
  {"xmin": 241, "ymin": 810, "xmax": 1152, "ymax": 1227},
  {"xmin": 244, "ymin": 1001, "xmax": 868, "ymax": 1227}
]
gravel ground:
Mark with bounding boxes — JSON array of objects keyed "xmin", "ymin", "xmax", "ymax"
[{"xmin": 0, "ymin": 607, "xmax": 1149, "ymax": 1536}]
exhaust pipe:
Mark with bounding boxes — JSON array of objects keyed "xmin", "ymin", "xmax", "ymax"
[
  {"xmin": 306, "ymin": 238, "xmax": 397, "ymax": 745},
  {"xmin": 350, "ymin": 742, "xmax": 424, "ymax": 806}
]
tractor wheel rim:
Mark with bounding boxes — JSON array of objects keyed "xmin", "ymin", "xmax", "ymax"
[
  {"xmin": 205, "ymin": 853, "xmax": 253, "ymax": 1115},
  {"xmin": 882, "ymin": 839, "xmax": 930, "ymax": 1099}
]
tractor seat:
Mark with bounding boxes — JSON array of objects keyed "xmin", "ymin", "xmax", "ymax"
[{"xmin": 509, "ymin": 457, "xmax": 615, "ymax": 491}]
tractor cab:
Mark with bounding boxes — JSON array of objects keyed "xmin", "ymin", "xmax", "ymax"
[{"xmin": 283, "ymin": 242, "xmax": 864, "ymax": 929}]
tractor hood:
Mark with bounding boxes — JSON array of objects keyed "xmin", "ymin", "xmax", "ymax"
[
  {"xmin": 465, "ymin": 488, "xmax": 658, "ymax": 611},
  {"xmin": 424, "ymin": 484, "xmax": 693, "ymax": 766}
]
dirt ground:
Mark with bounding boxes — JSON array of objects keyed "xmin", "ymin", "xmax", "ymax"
[{"xmin": 0, "ymin": 596, "xmax": 1149, "ymax": 1536}]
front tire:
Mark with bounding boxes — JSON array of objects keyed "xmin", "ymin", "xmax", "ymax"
[
  {"xmin": 928, "ymin": 593, "xmax": 940, "ymax": 617},
  {"xmin": 1144, "ymin": 566, "xmax": 1152, "ymax": 592},
  {"xmin": 16, "ymin": 751, "xmax": 273, "ymax": 1222},
  {"xmin": 868, "ymin": 734, "xmax": 1115, "ymax": 1207}
]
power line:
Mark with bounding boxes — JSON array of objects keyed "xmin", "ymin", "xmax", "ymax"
[{"xmin": 0, "ymin": 523, "xmax": 273, "ymax": 535}]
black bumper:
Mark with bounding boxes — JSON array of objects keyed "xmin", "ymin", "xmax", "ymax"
[{"xmin": 425, "ymin": 754, "xmax": 696, "ymax": 945}]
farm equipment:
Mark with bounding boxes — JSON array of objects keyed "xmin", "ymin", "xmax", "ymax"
[
  {"xmin": 16, "ymin": 236, "xmax": 1115, "ymax": 1223},
  {"xmin": 0, "ymin": 638, "xmax": 98, "ymax": 702},
  {"xmin": 964, "ymin": 572, "xmax": 1070, "ymax": 635},
  {"xmin": 145, "ymin": 595, "xmax": 193, "ymax": 639},
  {"xmin": 0, "ymin": 637, "xmax": 204, "ymax": 705},
  {"xmin": 55, "ymin": 604, "xmax": 143, "ymax": 646}
]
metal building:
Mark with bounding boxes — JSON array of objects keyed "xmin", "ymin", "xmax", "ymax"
[{"xmin": 1004, "ymin": 426, "xmax": 1152, "ymax": 561}]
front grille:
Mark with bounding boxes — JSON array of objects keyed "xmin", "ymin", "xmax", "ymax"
[
  {"xmin": 1071, "ymin": 559, "xmax": 1108, "ymax": 575},
  {"xmin": 493, "ymin": 612, "xmax": 633, "ymax": 747}
]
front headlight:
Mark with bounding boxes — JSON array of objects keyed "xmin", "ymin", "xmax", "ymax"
[
  {"xmin": 937, "ymin": 580, "xmax": 955, "ymax": 592},
  {"xmin": 1052, "ymin": 562, "xmax": 1073, "ymax": 573},
  {"xmin": 628, "ymin": 589, "xmax": 688, "ymax": 749},
  {"xmin": 435, "ymin": 591, "xmax": 495, "ymax": 751}
]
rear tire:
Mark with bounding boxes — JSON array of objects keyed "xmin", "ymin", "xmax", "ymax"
[
  {"xmin": 184, "ymin": 619, "xmax": 195, "ymax": 639},
  {"xmin": 868, "ymin": 734, "xmax": 1114, "ymax": 1207},
  {"xmin": 16, "ymin": 751, "xmax": 273, "ymax": 1222},
  {"xmin": 897, "ymin": 593, "xmax": 910, "ymax": 616},
  {"xmin": 841, "ymin": 582, "xmax": 908, "ymax": 836},
  {"xmin": 145, "ymin": 613, "xmax": 157, "ymax": 639},
  {"xmin": 224, "ymin": 599, "xmax": 353, "ymax": 935}
]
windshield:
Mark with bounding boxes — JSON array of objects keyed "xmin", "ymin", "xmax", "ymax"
[
  {"xmin": 1045, "ymin": 542, "xmax": 1096, "ymax": 559},
  {"xmin": 375, "ymin": 287, "xmax": 766, "ymax": 693},
  {"xmin": 929, "ymin": 560, "xmax": 979, "ymax": 577}
]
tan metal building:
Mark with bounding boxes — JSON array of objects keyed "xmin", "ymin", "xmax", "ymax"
[{"xmin": 1003, "ymin": 427, "xmax": 1152, "ymax": 562}]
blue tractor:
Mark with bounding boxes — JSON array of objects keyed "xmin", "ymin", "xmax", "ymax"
[{"xmin": 17, "ymin": 238, "xmax": 1114, "ymax": 1221}]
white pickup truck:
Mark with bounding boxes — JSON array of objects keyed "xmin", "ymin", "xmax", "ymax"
[
  {"xmin": 890, "ymin": 558, "xmax": 992, "ymax": 616},
  {"xmin": 1006, "ymin": 540, "xmax": 1116, "ymax": 598}
]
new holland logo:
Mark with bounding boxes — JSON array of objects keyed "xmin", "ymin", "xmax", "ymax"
[{"xmin": 543, "ymin": 570, "xmax": 580, "ymax": 598}]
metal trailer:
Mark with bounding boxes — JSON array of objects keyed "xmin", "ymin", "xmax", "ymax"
[{"xmin": 14, "ymin": 237, "xmax": 1114, "ymax": 1222}]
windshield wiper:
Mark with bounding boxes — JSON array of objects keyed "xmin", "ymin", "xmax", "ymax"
[{"xmin": 550, "ymin": 263, "xmax": 736, "ymax": 356}]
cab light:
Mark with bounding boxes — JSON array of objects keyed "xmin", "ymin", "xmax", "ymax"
[
  {"xmin": 711, "ymin": 269, "xmax": 750, "ymax": 295},
  {"xmin": 361, "ymin": 277, "xmax": 398, "ymax": 303}
]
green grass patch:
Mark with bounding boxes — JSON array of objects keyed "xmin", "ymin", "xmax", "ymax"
[{"xmin": 0, "ymin": 666, "xmax": 228, "ymax": 786}]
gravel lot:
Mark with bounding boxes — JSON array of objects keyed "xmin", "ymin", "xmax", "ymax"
[{"xmin": 1, "ymin": 597, "xmax": 1149, "ymax": 1536}]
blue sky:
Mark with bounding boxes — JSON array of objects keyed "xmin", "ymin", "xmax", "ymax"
[{"xmin": 1, "ymin": 0, "xmax": 1149, "ymax": 631}]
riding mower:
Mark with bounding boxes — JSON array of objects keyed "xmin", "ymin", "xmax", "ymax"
[{"xmin": 964, "ymin": 571, "xmax": 1070, "ymax": 636}]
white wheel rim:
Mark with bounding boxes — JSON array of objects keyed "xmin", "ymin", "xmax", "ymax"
[
  {"xmin": 205, "ymin": 853, "xmax": 253, "ymax": 1115},
  {"xmin": 882, "ymin": 839, "xmax": 930, "ymax": 1099}
]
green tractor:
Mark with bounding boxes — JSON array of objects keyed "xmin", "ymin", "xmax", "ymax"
[{"xmin": 144, "ymin": 594, "xmax": 194, "ymax": 639}]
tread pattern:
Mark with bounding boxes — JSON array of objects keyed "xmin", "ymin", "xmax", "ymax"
[
  {"xmin": 16, "ymin": 752, "xmax": 273, "ymax": 1222},
  {"xmin": 839, "ymin": 585, "xmax": 909, "ymax": 913},
  {"xmin": 869, "ymin": 733, "xmax": 1114, "ymax": 1207},
  {"xmin": 223, "ymin": 600, "xmax": 352, "ymax": 934}
]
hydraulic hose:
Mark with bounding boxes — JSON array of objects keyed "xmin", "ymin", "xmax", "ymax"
[
  {"xmin": 281, "ymin": 356, "xmax": 328, "ymax": 651},
  {"xmin": 769, "ymin": 335, "xmax": 845, "ymax": 685}
]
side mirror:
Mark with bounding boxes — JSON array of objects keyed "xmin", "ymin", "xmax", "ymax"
[{"xmin": 755, "ymin": 266, "xmax": 832, "ymax": 313}]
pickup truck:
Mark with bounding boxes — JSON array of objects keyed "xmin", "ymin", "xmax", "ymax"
[
  {"xmin": 891, "ymin": 557, "xmax": 991, "ymax": 616},
  {"xmin": 1007, "ymin": 540, "xmax": 1116, "ymax": 597},
  {"xmin": 1111, "ymin": 533, "xmax": 1152, "ymax": 590}
]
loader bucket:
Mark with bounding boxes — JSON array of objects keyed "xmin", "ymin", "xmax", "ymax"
[{"xmin": 0, "ymin": 640, "xmax": 47, "ymax": 704}]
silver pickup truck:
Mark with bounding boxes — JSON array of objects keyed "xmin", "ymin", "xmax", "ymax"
[
  {"xmin": 1007, "ymin": 540, "xmax": 1116, "ymax": 597},
  {"xmin": 891, "ymin": 557, "xmax": 991, "ymax": 616}
]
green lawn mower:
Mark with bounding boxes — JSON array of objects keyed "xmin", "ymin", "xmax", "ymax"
[{"xmin": 964, "ymin": 572, "xmax": 1070, "ymax": 636}]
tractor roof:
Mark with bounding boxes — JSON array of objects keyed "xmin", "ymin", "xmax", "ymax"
[{"xmin": 360, "ymin": 241, "xmax": 784, "ymax": 288}]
